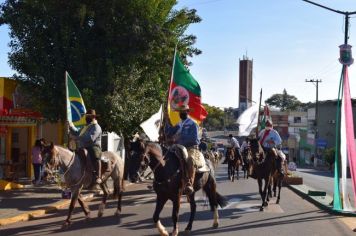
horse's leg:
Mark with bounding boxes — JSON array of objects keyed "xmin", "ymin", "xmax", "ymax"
[
  {"xmin": 273, "ymin": 177, "xmax": 277, "ymax": 197},
  {"xmin": 98, "ymin": 182, "xmax": 109, "ymax": 217},
  {"xmin": 276, "ymin": 177, "xmax": 283, "ymax": 204},
  {"xmin": 185, "ymin": 192, "xmax": 196, "ymax": 232},
  {"xmin": 257, "ymin": 178, "xmax": 265, "ymax": 211},
  {"xmin": 263, "ymin": 177, "xmax": 271, "ymax": 207},
  {"xmin": 171, "ymin": 194, "xmax": 181, "ymax": 236},
  {"xmin": 63, "ymin": 189, "xmax": 79, "ymax": 228},
  {"xmin": 77, "ymin": 193, "xmax": 91, "ymax": 220},
  {"xmin": 154, "ymin": 196, "xmax": 168, "ymax": 236},
  {"xmin": 236, "ymin": 163, "xmax": 239, "ymax": 180},
  {"xmin": 115, "ymin": 180, "xmax": 123, "ymax": 216}
]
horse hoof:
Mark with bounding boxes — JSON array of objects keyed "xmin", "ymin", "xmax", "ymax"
[
  {"xmin": 184, "ymin": 229, "xmax": 191, "ymax": 235},
  {"xmin": 263, "ymin": 202, "xmax": 268, "ymax": 207},
  {"xmin": 213, "ymin": 222, "xmax": 219, "ymax": 228},
  {"xmin": 172, "ymin": 229, "xmax": 179, "ymax": 236},
  {"xmin": 85, "ymin": 213, "xmax": 91, "ymax": 221},
  {"xmin": 276, "ymin": 199, "xmax": 280, "ymax": 204},
  {"xmin": 62, "ymin": 221, "xmax": 71, "ymax": 229},
  {"xmin": 114, "ymin": 209, "xmax": 121, "ymax": 216},
  {"xmin": 260, "ymin": 207, "xmax": 264, "ymax": 211}
]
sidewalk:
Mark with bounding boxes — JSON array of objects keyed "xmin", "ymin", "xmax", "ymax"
[
  {"xmin": 0, "ymin": 180, "xmax": 106, "ymax": 226},
  {"xmin": 287, "ymin": 182, "xmax": 356, "ymax": 217}
]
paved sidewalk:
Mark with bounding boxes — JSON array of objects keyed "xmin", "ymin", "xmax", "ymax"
[{"xmin": 0, "ymin": 181, "xmax": 106, "ymax": 226}]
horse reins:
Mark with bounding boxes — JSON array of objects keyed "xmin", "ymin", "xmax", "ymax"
[{"xmin": 54, "ymin": 148, "xmax": 87, "ymax": 187}]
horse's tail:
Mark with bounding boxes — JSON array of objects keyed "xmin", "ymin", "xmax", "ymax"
[
  {"xmin": 203, "ymin": 173, "xmax": 228, "ymax": 211},
  {"xmin": 216, "ymin": 192, "xmax": 228, "ymax": 209}
]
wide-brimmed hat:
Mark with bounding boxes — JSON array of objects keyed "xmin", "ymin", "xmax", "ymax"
[
  {"xmin": 85, "ymin": 109, "xmax": 98, "ymax": 117},
  {"xmin": 174, "ymin": 104, "xmax": 190, "ymax": 112}
]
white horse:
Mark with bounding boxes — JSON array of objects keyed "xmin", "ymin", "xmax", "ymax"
[{"xmin": 43, "ymin": 143, "xmax": 125, "ymax": 227}]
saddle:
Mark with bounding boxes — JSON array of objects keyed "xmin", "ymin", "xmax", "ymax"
[
  {"xmin": 171, "ymin": 144, "xmax": 210, "ymax": 173},
  {"xmin": 77, "ymin": 148, "xmax": 114, "ymax": 181}
]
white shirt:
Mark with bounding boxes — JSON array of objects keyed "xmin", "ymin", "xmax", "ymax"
[{"xmin": 228, "ymin": 137, "xmax": 240, "ymax": 149}]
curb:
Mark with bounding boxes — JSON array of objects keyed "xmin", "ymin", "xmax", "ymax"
[
  {"xmin": 0, "ymin": 181, "xmax": 134, "ymax": 227},
  {"xmin": 287, "ymin": 184, "xmax": 356, "ymax": 217},
  {"xmin": 0, "ymin": 193, "xmax": 94, "ymax": 226}
]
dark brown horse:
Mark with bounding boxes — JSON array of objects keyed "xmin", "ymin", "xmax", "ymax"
[
  {"xmin": 248, "ymin": 138, "xmax": 278, "ymax": 211},
  {"xmin": 226, "ymin": 147, "xmax": 241, "ymax": 182},
  {"xmin": 241, "ymin": 147, "xmax": 251, "ymax": 179},
  {"xmin": 128, "ymin": 141, "xmax": 227, "ymax": 236}
]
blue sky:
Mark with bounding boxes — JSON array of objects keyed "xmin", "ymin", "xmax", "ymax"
[{"xmin": 1, "ymin": 0, "xmax": 356, "ymax": 108}]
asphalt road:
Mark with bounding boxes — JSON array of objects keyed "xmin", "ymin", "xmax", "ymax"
[{"xmin": 1, "ymin": 164, "xmax": 354, "ymax": 236}]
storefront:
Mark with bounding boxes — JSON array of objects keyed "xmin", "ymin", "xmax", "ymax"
[{"xmin": 0, "ymin": 77, "xmax": 42, "ymax": 180}]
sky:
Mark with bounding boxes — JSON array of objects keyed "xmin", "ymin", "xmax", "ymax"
[{"xmin": 1, "ymin": 0, "xmax": 356, "ymax": 108}]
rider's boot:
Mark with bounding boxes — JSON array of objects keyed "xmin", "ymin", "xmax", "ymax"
[
  {"xmin": 95, "ymin": 159, "xmax": 102, "ymax": 184},
  {"xmin": 185, "ymin": 164, "xmax": 195, "ymax": 195}
]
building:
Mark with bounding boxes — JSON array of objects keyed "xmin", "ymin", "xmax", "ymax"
[
  {"xmin": 0, "ymin": 77, "xmax": 43, "ymax": 179},
  {"xmin": 239, "ymin": 55, "xmax": 253, "ymax": 112},
  {"xmin": 288, "ymin": 111, "xmax": 308, "ymax": 162}
]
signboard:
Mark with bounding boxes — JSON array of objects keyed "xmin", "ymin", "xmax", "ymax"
[{"xmin": 316, "ymin": 138, "xmax": 327, "ymax": 148}]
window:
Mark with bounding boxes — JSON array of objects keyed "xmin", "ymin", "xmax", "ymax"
[{"xmin": 294, "ymin": 117, "xmax": 301, "ymax": 123}]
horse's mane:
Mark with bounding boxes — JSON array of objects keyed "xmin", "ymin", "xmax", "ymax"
[
  {"xmin": 55, "ymin": 145, "xmax": 74, "ymax": 157},
  {"xmin": 249, "ymin": 138, "xmax": 264, "ymax": 154}
]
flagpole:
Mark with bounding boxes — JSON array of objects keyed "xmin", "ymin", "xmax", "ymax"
[
  {"xmin": 65, "ymin": 71, "xmax": 70, "ymax": 147},
  {"xmin": 160, "ymin": 46, "xmax": 178, "ymax": 144},
  {"xmin": 256, "ymin": 88, "xmax": 263, "ymax": 136}
]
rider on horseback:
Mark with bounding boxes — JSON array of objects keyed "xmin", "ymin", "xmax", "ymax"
[
  {"xmin": 224, "ymin": 134, "xmax": 242, "ymax": 164},
  {"xmin": 69, "ymin": 109, "xmax": 103, "ymax": 184},
  {"xmin": 165, "ymin": 104, "xmax": 202, "ymax": 195},
  {"xmin": 258, "ymin": 119, "xmax": 285, "ymax": 176}
]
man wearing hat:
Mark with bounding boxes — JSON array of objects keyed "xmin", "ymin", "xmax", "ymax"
[
  {"xmin": 258, "ymin": 119, "xmax": 284, "ymax": 176},
  {"xmin": 164, "ymin": 104, "xmax": 201, "ymax": 195},
  {"xmin": 69, "ymin": 109, "xmax": 103, "ymax": 184}
]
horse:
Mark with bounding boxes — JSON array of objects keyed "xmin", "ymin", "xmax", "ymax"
[
  {"xmin": 225, "ymin": 147, "xmax": 241, "ymax": 182},
  {"xmin": 247, "ymin": 138, "xmax": 279, "ymax": 211},
  {"xmin": 241, "ymin": 147, "xmax": 251, "ymax": 179},
  {"xmin": 128, "ymin": 141, "xmax": 227, "ymax": 236},
  {"xmin": 203, "ymin": 150, "xmax": 219, "ymax": 170},
  {"xmin": 42, "ymin": 143, "xmax": 125, "ymax": 227}
]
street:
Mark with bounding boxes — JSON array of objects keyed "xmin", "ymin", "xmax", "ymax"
[{"xmin": 1, "ymin": 163, "xmax": 354, "ymax": 236}]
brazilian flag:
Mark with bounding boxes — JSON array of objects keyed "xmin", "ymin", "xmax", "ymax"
[{"xmin": 66, "ymin": 72, "xmax": 86, "ymax": 128}]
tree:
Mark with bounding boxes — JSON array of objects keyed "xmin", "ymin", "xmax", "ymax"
[
  {"xmin": 0, "ymin": 0, "xmax": 201, "ymax": 137},
  {"xmin": 202, "ymin": 104, "xmax": 224, "ymax": 131},
  {"xmin": 265, "ymin": 89, "xmax": 302, "ymax": 111}
]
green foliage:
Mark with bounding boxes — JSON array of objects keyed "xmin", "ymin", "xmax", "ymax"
[
  {"xmin": 324, "ymin": 147, "xmax": 335, "ymax": 167},
  {"xmin": 202, "ymin": 105, "xmax": 238, "ymax": 131},
  {"xmin": 0, "ymin": 0, "xmax": 201, "ymax": 137},
  {"xmin": 265, "ymin": 89, "xmax": 302, "ymax": 111}
]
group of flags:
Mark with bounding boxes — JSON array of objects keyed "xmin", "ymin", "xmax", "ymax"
[{"xmin": 65, "ymin": 51, "xmax": 208, "ymax": 141}]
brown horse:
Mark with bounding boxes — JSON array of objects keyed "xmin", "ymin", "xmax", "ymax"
[
  {"xmin": 247, "ymin": 138, "xmax": 278, "ymax": 211},
  {"xmin": 128, "ymin": 141, "xmax": 227, "ymax": 236},
  {"xmin": 241, "ymin": 147, "xmax": 251, "ymax": 179},
  {"xmin": 226, "ymin": 147, "xmax": 241, "ymax": 182}
]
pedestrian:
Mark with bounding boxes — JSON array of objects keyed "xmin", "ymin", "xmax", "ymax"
[
  {"xmin": 68, "ymin": 109, "xmax": 103, "ymax": 184},
  {"xmin": 32, "ymin": 139, "xmax": 43, "ymax": 185}
]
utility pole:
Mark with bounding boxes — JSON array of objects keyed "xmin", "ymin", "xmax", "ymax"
[
  {"xmin": 305, "ymin": 79, "xmax": 322, "ymax": 158},
  {"xmin": 302, "ymin": 0, "xmax": 356, "ymax": 211}
]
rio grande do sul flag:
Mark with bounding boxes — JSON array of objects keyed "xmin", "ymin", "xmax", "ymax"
[
  {"xmin": 168, "ymin": 54, "xmax": 207, "ymax": 126},
  {"xmin": 65, "ymin": 72, "xmax": 86, "ymax": 128}
]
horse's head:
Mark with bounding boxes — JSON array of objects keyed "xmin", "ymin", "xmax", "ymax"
[
  {"xmin": 226, "ymin": 147, "xmax": 235, "ymax": 160},
  {"xmin": 128, "ymin": 139, "xmax": 148, "ymax": 183},
  {"xmin": 41, "ymin": 142, "xmax": 59, "ymax": 172}
]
